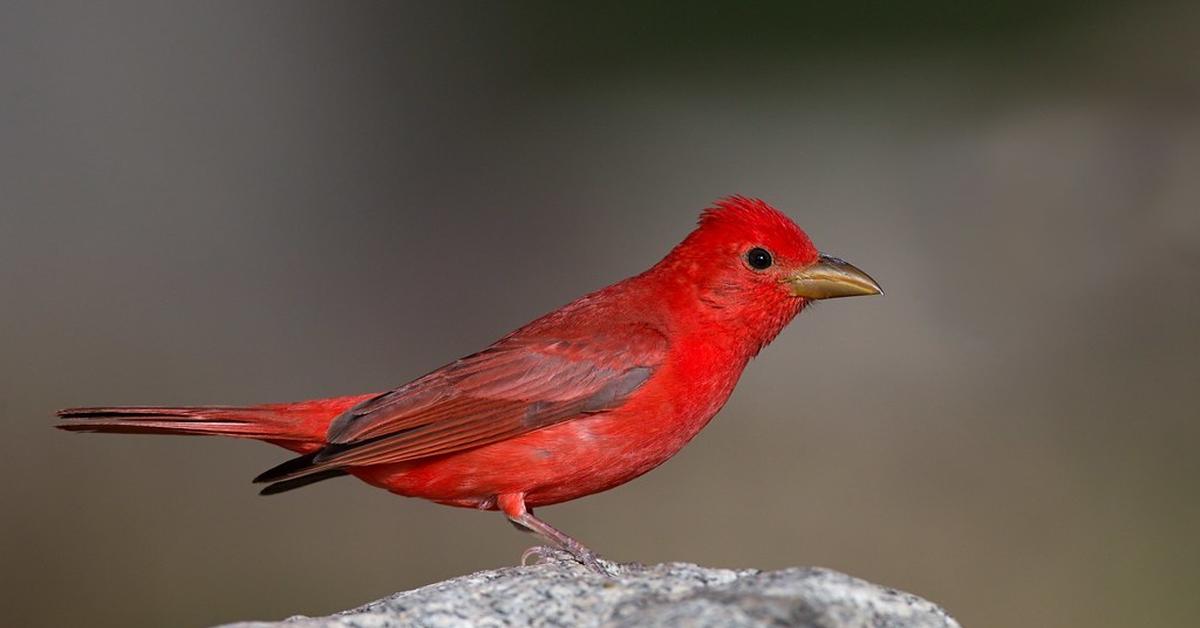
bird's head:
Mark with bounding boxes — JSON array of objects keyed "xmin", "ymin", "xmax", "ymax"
[{"xmin": 658, "ymin": 196, "xmax": 882, "ymax": 351}]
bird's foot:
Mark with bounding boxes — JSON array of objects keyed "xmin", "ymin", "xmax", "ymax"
[
  {"xmin": 571, "ymin": 546, "xmax": 613, "ymax": 576},
  {"xmin": 520, "ymin": 545, "xmax": 618, "ymax": 576}
]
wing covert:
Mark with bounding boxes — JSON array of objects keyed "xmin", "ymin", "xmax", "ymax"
[{"xmin": 254, "ymin": 324, "xmax": 667, "ymax": 486}]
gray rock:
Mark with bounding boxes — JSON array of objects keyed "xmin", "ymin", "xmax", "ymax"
[{"xmin": 225, "ymin": 551, "xmax": 959, "ymax": 628}]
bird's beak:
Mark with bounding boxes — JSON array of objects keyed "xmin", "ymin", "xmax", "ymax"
[{"xmin": 785, "ymin": 254, "xmax": 883, "ymax": 299}]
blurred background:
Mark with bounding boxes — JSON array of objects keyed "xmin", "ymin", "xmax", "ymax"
[{"xmin": 2, "ymin": 2, "xmax": 1198, "ymax": 627}]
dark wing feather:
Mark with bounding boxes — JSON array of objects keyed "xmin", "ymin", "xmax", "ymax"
[
  {"xmin": 255, "ymin": 325, "xmax": 666, "ymax": 487},
  {"xmin": 257, "ymin": 469, "xmax": 348, "ymax": 495}
]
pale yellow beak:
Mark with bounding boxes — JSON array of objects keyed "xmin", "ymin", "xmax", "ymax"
[{"xmin": 786, "ymin": 254, "xmax": 883, "ymax": 299}]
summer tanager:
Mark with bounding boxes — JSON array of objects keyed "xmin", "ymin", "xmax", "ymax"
[{"xmin": 57, "ymin": 196, "xmax": 881, "ymax": 571}]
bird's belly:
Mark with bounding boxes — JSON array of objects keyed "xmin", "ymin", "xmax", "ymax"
[{"xmin": 352, "ymin": 403, "xmax": 717, "ymax": 509}]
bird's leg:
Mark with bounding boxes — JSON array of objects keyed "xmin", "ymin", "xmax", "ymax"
[
  {"xmin": 510, "ymin": 509, "xmax": 606, "ymax": 571},
  {"xmin": 498, "ymin": 493, "xmax": 610, "ymax": 574}
]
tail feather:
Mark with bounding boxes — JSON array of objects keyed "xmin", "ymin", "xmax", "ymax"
[
  {"xmin": 56, "ymin": 393, "xmax": 379, "ymax": 493},
  {"xmin": 56, "ymin": 394, "xmax": 378, "ymax": 447},
  {"xmin": 58, "ymin": 406, "xmax": 295, "ymax": 438}
]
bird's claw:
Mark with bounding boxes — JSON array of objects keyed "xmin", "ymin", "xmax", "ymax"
[
  {"xmin": 520, "ymin": 545, "xmax": 558, "ymax": 566},
  {"xmin": 520, "ymin": 545, "xmax": 617, "ymax": 576},
  {"xmin": 580, "ymin": 553, "xmax": 619, "ymax": 577}
]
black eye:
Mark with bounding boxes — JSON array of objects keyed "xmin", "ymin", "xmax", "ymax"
[{"xmin": 746, "ymin": 247, "xmax": 773, "ymax": 270}]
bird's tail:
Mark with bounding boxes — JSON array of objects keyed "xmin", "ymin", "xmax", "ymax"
[{"xmin": 56, "ymin": 394, "xmax": 376, "ymax": 453}]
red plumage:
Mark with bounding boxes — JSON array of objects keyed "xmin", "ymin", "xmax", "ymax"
[{"xmin": 57, "ymin": 196, "xmax": 881, "ymax": 570}]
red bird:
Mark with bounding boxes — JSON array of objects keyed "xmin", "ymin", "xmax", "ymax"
[{"xmin": 57, "ymin": 197, "xmax": 881, "ymax": 571}]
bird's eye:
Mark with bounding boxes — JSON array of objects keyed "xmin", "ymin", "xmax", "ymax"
[{"xmin": 746, "ymin": 247, "xmax": 773, "ymax": 270}]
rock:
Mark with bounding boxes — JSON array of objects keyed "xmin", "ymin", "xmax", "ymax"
[{"xmin": 225, "ymin": 550, "xmax": 959, "ymax": 628}]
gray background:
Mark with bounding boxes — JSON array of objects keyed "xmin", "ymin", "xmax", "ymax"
[{"xmin": 3, "ymin": 2, "xmax": 1198, "ymax": 627}]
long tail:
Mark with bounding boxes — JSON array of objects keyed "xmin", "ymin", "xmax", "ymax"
[{"xmin": 56, "ymin": 394, "xmax": 378, "ymax": 454}]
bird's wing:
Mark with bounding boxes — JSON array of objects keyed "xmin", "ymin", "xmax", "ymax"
[{"xmin": 254, "ymin": 324, "xmax": 667, "ymax": 485}]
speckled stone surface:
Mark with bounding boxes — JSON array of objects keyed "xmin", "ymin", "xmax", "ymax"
[{"xmin": 225, "ymin": 551, "xmax": 959, "ymax": 628}]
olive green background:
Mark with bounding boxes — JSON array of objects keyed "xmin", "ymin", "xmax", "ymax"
[{"xmin": 3, "ymin": 2, "xmax": 1198, "ymax": 627}]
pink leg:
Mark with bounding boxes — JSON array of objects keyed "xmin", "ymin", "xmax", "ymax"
[{"xmin": 498, "ymin": 493, "xmax": 609, "ymax": 574}]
